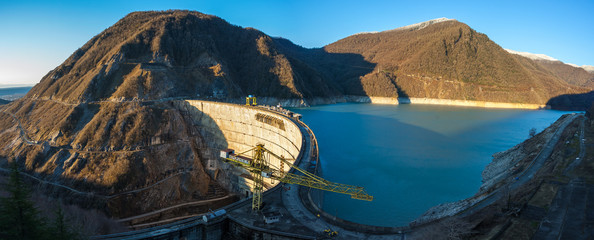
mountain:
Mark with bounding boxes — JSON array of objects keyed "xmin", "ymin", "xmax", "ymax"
[
  {"xmin": 501, "ymin": 52, "xmax": 594, "ymax": 75},
  {"xmin": 505, "ymin": 49, "xmax": 594, "ymax": 89},
  {"xmin": 504, "ymin": 49, "xmax": 559, "ymax": 62},
  {"xmin": 582, "ymin": 65, "xmax": 594, "ymax": 73},
  {"xmin": 534, "ymin": 61, "xmax": 594, "ymax": 89},
  {"xmin": 11, "ymin": 14, "xmax": 594, "ymax": 107},
  {"xmin": 0, "ymin": 11, "xmax": 592, "ymax": 220},
  {"xmin": 324, "ymin": 18, "xmax": 590, "ymax": 104},
  {"xmin": 0, "ymin": 10, "xmax": 370, "ymax": 219},
  {"xmin": 28, "ymin": 11, "xmax": 343, "ymax": 103},
  {"xmin": 0, "ymin": 10, "xmax": 276, "ymax": 218}
]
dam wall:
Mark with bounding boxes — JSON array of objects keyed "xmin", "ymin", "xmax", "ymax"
[{"xmin": 175, "ymin": 100, "xmax": 303, "ymax": 194}]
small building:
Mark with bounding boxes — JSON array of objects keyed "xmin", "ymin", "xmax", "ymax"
[
  {"xmin": 220, "ymin": 149, "xmax": 234, "ymax": 158},
  {"xmin": 262, "ymin": 211, "xmax": 282, "ymax": 224}
]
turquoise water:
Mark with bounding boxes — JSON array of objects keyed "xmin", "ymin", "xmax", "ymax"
[{"xmin": 292, "ymin": 103, "xmax": 575, "ymax": 227}]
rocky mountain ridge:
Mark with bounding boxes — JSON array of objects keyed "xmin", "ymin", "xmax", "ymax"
[
  {"xmin": 324, "ymin": 19, "xmax": 591, "ymax": 105},
  {"xmin": 505, "ymin": 49, "xmax": 594, "ymax": 73},
  {"xmin": 504, "ymin": 49, "xmax": 559, "ymax": 62},
  {"xmin": 582, "ymin": 65, "xmax": 594, "ymax": 73},
  {"xmin": 505, "ymin": 49, "xmax": 594, "ymax": 88}
]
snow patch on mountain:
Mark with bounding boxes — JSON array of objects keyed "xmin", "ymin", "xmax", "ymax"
[
  {"xmin": 353, "ymin": 31, "xmax": 379, "ymax": 36},
  {"xmin": 565, "ymin": 63, "xmax": 594, "ymax": 72},
  {"xmin": 505, "ymin": 49, "xmax": 559, "ymax": 62},
  {"xmin": 579, "ymin": 65, "xmax": 594, "ymax": 73},
  {"xmin": 506, "ymin": 49, "xmax": 594, "ymax": 73},
  {"xmin": 387, "ymin": 17, "xmax": 454, "ymax": 32},
  {"xmin": 567, "ymin": 63, "xmax": 580, "ymax": 68},
  {"xmin": 355, "ymin": 18, "xmax": 455, "ymax": 35}
]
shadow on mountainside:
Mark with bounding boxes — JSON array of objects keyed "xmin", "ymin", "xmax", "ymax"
[
  {"xmin": 546, "ymin": 91, "xmax": 594, "ymax": 111},
  {"xmin": 273, "ymin": 38, "xmax": 388, "ymax": 99},
  {"xmin": 273, "ymin": 38, "xmax": 412, "ymax": 102}
]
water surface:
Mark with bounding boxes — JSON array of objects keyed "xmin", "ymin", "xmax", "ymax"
[
  {"xmin": 0, "ymin": 86, "xmax": 32, "ymax": 101},
  {"xmin": 292, "ymin": 103, "xmax": 574, "ymax": 226}
]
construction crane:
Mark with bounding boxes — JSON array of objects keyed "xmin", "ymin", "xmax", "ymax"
[
  {"xmin": 245, "ymin": 95, "xmax": 257, "ymax": 106},
  {"xmin": 220, "ymin": 144, "xmax": 373, "ymax": 211}
]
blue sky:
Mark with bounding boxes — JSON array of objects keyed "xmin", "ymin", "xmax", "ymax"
[{"xmin": 1, "ymin": 0, "xmax": 593, "ymax": 85}]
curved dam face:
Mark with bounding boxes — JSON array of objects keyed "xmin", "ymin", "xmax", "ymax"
[{"xmin": 175, "ymin": 100, "xmax": 303, "ymax": 196}]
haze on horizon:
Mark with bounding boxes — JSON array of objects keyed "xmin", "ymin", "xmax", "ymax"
[{"xmin": 0, "ymin": 0, "xmax": 592, "ymax": 86}]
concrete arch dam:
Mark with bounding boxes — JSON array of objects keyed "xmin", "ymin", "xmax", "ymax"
[
  {"xmin": 96, "ymin": 100, "xmax": 408, "ymax": 240},
  {"xmin": 175, "ymin": 100, "xmax": 303, "ymax": 197}
]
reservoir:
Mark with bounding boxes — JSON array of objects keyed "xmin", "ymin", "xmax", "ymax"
[{"xmin": 292, "ymin": 103, "xmax": 573, "ymax": 226}]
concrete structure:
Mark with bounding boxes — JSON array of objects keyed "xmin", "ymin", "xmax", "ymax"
[
  {"xmin": 175, "ymin": 100, "xmax": 302, "ymax": 198},
  {"xmin": 96, "ymin": 100, "xmax": 408, "ymax": 239},
  {"xmin": 95, "ymin": 100, "xmax": 314, "ymax": 240}
]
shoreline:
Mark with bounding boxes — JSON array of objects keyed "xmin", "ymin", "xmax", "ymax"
[
  {"xmin": 402, "ymin": 97, "xmax": 547, "ymax": 110},
  {"xmin": 357, "ymin": 96, "xmax": 548, "ymax": 110},
  {"xmin": 6, "ymin": 95, "xmax": 549, "ymax": 110},
  {"xmin": 251, "ymin": 96, "xmax": 549, "ymax": 110}
]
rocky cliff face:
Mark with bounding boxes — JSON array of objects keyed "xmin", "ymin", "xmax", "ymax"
[{"xmin": 0, "ymin": 99, "xmax": 222, "ymax": 217}]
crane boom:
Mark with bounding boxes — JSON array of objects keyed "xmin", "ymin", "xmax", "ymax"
[
  {"xmin": 220, "ymin": 144, "xmax": 373, "ymax": 211},
  {"xmin": 273, "ymin": 172, "xmax": 373, "ymax": 201}
]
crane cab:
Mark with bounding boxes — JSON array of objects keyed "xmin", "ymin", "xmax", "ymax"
[
  {"xmin": 261, "ymin": 171, "xmax": 272, "ymax": 178},
  {"xmin": 220, "ymin": 149, "xmax": 234, "ymax": 158},
  {"xmin": 246, "ymin": 95, "xmax": 257, "ymax": 106}
]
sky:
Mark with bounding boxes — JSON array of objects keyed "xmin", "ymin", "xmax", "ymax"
[{"xmin": 0, "ymin": 0, "xmax": 593, "ymax": 85}]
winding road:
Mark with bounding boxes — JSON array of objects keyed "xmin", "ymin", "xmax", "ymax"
[
  {"xmin": 533, "ymin": 115, "xmax": 593, "ymax": 239},
  {"xmin": 458, "ymin": 113, "xmax": 580, "ymax": 218}
]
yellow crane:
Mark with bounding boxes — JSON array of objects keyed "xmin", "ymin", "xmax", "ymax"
[
  {"xmin": 220, "ymin": 144, "xmax": 373, "ymax": 211},
  {"xmin": 245, "ymin": 95, "xmax": 257, "ymax": 106}
]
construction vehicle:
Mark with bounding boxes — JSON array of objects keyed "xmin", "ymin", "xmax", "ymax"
[
  {"xmin": 324, "ymin": 229, "xmax": 338, "ymax": 237},
  {"xmin": 220, "ymin": 144, "xmax": 373, "ymax": 211},
  {"xmin": 245, "ymin": 95, "xmax": 257, "ymax": 106}
]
